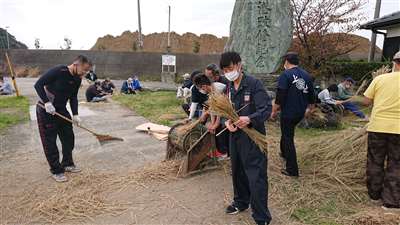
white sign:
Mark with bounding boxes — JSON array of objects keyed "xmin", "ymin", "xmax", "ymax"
[{"xmin": 162, "ymin": 55, "xmax": 176, "ymax": 66}]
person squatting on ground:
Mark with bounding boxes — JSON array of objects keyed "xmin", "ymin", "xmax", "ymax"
[
  {"xmin": 34, "ymin": 55, "xmax": 92, "ymax": 182},
  {"xmin": 363, "ymin": 51, "xmax": 400, "ymax": 211},
  {"xmin": 317, "ymin": 84, "xmax": 347, "ymax": 113},
  {"xmin": 0, "ymin": 76, "xmax": 14, "ymax": 95},
  {"xmin": 337, "ymin": 77, "xmax": 367, "ymax": 120},
  {"xmin": 86, "ymin": 80, "xmax": 109, "ymax": 102},
  {"xmin": 220, "ymin": 52, "xmax": 272, "ymax": 225},
  {"xmin": 101, "ymin": 78, "xmax": 115, "ymax": 94},
  {"xmin": 271, "ymin": 52, "xmax": 315, "ymax": 177},
  {"xmin": 121, "ymin": 76, "xmax": 142, "ymax": 94}
]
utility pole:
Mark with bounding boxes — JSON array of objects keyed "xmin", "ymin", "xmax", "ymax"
[
  {"xmin": 5, "ymin": 26, "xmax": 10, "ymax": 49},
  {"xmin": 137, "ymin": 0, "xmax": 143, "ymax": 49},
  {"xmin": 368, "ymin": 0, "xmax": 382, "ymax": 62},
  {"xmin": 167, "ymin": 5, "xmax": 171, "ymax": 53}
]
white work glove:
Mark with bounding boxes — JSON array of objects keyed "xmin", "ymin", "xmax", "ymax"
[
  {"xmin": 44, "ymin": 102, "xmax": 56, "ymax": 115},
  {"xmin": 72, "ymin": 115, "xmax": 82, "ymax": 126}
]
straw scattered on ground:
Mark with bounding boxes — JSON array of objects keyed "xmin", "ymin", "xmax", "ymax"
[
  {"xmin": 265, "ymin": 124, "xmax": 371, "ymax": 224},
  {"xmin": 3, "ymin": 161, "xmax": 181, "ymax": 224}
]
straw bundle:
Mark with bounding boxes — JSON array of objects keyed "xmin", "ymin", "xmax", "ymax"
[
  {"xmin": 300, "ymin": 127, "xmax": 367, "ymax": 200},
  {"xmin": 372, "ymin": 65, "xmax": 391, "ymax": 79},
  {"xmin": 309, "ymin": 107, "xmax": 328, "ymax": 123},
  {"xmin": 355, "ymin": 65, "xmax": 391, "ymax": 96},
  {"xmin": 208, "ymin": 94, "xmax": 268, "ymax": 153}
]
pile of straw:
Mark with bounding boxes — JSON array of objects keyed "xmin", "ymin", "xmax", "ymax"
[
  {"xmin": 6, "ymin": 161, "xmax": 181, "ymax": 224},
  {"xmin": 208, "ymin": 94, "xmax": 268, "ymax": 153},
  {"xmin": 300, "ymin": 127, "xmax": 367, "ymax": 200}
]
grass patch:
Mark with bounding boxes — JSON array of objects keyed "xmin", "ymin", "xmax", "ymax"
[
  {"xmin": 113, "ymin": 91, "xmax": 186, "ymax": 126},
  {"xmin": 0, "ymin": 96, "xmax": 30, "ymax": 132},
  {"xmin": 296, "ymin": 125, "xmax": 347, "ymax": 138}
]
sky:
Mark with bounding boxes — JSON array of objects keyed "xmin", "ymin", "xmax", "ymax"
[{"xmin": 0, "ymin": 0, "xmax": 399, "ymax": 50}]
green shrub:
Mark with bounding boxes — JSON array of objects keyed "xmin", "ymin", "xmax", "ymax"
[{"xmin": 325, "ymin": 61, "xmax": 391, "ymax": 81}]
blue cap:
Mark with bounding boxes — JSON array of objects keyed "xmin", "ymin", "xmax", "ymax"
[{"xmin": 345, "ymin": 77, "xmax": 355, "ymax": 84}]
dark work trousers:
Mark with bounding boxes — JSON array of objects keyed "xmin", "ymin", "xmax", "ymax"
[
  {"xmin": 367, "ymin": 132, "xmax": 400, "ymax": 207},
  {"xmin": 215, "ymin": 125, "xmax": 229, "ymax": 155},
  {"xmin": 230, "ymin": 130, "xmax": 272, "ymax": 224},
  {"xmin": 280, "ymin": 117, "xmax": 303, "ymax": 176},
  {"xmin": 36, "ymin": 104, "xmax": 75, "ymax": 174}
]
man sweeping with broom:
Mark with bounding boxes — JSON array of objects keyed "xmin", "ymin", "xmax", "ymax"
[
  {"xmin": 219, "ymin": 52, "xmax": 272, "ymax": 225},
  {"xmin": 34, "ymin": 55, "xmax": 92, "ymax": 182},
  {"xmin": 363, "ymin": 51, "xmax": 400, "ymax": 211}
]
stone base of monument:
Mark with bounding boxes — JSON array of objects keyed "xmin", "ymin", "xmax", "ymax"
[
  {"xmin": 253, "ymin": 74, "xmax": 279, "ymax": 92},
  {"xmin": 161, "ymin": 72, "xmax": 176, "ymax": 84}
]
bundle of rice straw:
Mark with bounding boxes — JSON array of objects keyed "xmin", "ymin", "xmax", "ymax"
[
  {"xmin": 300, "ymin": 127, "xmax": 367, "ymax": 201},
  {"xmin": 355, "ymin": 65, "xmax": 391, "ymax": 95},
  {"xmin": 208, "ymin": 94, "xmax": 268, "ymax": 153},
  {"xmin": 372, "ymin": 65, "xmax": 391, "ymax": 79},
  {"xmin": 309, "ymin": 107, "xmax": 328, "ymax": 123}
]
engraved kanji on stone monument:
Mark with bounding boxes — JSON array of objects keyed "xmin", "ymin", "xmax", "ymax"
[{"xmin": 225, "ymin": 0, "xmax": 293, "ymax": 74}]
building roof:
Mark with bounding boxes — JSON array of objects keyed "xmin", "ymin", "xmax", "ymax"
[{"xmin": 360, "ymin": 11, "xmax": 400, "ymax": 30}]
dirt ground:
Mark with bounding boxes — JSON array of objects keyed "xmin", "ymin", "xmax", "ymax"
[
  {"xmin": 0, "ymin": 78, "xmax": 292, "ymax": 225},
  {"xmin": 1, "ymin": 78, "xmax": 398, "ymax": 225}
]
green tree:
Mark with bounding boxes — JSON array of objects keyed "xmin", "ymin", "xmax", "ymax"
[{"xmin": 193, "ymin": 41, "xmax": 200, "ymax": 54}]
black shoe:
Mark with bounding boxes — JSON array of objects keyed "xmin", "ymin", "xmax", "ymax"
[
  {"xmin": 225, "ymin": 204, "xmax": 248, "ymax": 215},
  {"xmin": 281, "ymin": 169, "xmax": 299, "ymax": 178},
  {"xmin": 382, "ymin": 204, "xmax": 400, "ymax": 211}
]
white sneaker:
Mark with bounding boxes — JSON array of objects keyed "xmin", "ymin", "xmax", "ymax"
[
  {"xmin": 64, "ymin": 166, "xmax": 81, "ymax": 173},
  {"xmin": 52, "ymin": 173, "xmax": 68, "ymax": 182},
  {"xmin": 382, "ymin": 205, "xmax": 400, "ymax": 212}
]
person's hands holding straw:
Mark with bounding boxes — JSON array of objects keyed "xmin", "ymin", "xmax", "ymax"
[
  {"xmin": 236, "ymin": 116, "xmax": 251, "ymax": 129},
  {"xmin": 225, "ymin": 120, "xmax": 238, "ymax": 132}
]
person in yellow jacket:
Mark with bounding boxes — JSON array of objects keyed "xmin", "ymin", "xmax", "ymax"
[{"xmin": 363, "ymin": 51, "xmax": 400, "ymax": 211}]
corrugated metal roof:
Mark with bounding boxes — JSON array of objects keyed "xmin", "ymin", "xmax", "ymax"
[{"xmin": 360, "ymin": 11, "xmax": 400, "ymax": 30}]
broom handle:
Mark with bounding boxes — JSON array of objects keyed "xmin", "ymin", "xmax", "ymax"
[
  {"xmin": 216, "ymin": 103, "xmax": 249, "ymax": 137},
  {"xmin": 5, "ymin": 52, "xmax": 20, "ymax": 97},
  {"xmin": 37, "ymin": 103, "xmax": 99, "ymax": 135}
]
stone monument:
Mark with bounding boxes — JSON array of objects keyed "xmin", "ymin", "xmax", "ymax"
[{"xmin": 225, "ymin": 0, "xmax": 293, "ymax": 75}]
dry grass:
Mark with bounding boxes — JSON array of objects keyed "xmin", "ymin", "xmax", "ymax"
[
  {"xmin": 4, "ymin": 161, "xmax": 181, "ymax": 224},
  {"xmin": 208, "ymin": 94, "xmax": 269, "ymax": 153},
  {"xmin": 265, "ymin": 126, "xmax": 370, "ymax": 224},
  {"xmin": 300, "ymin": 127, "xmax": 367, "ymax": 200}
]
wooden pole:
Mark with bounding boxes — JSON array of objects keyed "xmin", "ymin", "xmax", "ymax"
[
  {"xmin": 368, "ymin": 0, "xmax": 382, "ymax": 62},
  {"xmin": 5, "ymin": 52, "xmax": 20, "ymax": 97},
  {"xmin": 167, "ymin": 5, "xmax": 171, "ymax": 53},
  {"xmin": 137, "ymin": 0, "xmax": 143, "ymax": 49}
]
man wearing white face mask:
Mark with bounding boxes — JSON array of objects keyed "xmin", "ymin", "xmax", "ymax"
[{"xmin": 220, "ymin": 52, "xmax": 272, "ymax": 225}]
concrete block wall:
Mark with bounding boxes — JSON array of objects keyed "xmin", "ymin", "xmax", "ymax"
[{"xmin": 0, "ymin": 49, "xmax": 220, "ymax": 80}]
